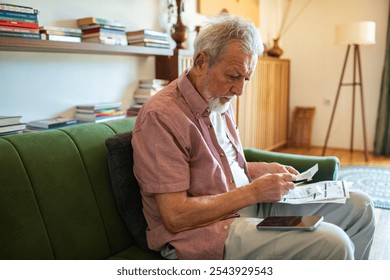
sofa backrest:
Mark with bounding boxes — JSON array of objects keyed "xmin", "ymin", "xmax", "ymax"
[{"xmin": 0, "ymin": 118, "xmax": 137, "ymax": 259}]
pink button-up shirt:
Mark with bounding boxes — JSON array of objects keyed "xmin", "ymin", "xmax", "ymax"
[{"xmin": 132, "ymin": 72, "xmax": 250, "ymax": 259}]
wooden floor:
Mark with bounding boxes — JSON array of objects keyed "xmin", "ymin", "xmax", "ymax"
[
  {"xmin": 276, "ymin": 146, "xmax": 390, "ymax": 260},
  {"xmin": 275, "ymin": 146, "xmax": 390, "ymax": 168}
]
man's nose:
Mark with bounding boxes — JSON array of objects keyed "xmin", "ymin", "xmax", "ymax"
[{"xmin": 231, "ymin": 79, "xmax": 246, "ymax": 96}]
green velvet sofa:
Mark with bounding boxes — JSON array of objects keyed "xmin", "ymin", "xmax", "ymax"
[{"xmin": 0, "ymin": 117, "xmax": 339, "ymax": 260}]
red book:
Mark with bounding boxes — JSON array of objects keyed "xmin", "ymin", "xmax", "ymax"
[{"xmin": 0, "ymin": 19, "xmax": 39, "ymax": 29}]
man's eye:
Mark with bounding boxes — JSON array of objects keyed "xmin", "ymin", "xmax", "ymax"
[{"xmin": 228, "ymin": 75, "xmax": 239, "ymax": 80}]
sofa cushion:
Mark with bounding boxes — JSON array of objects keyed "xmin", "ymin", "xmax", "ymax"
[{"xmin": 105, "ymin": 132, "xmax": 149, "ymax": 251}]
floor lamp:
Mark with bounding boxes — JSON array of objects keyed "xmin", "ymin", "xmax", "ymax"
[{"xmin": 322, "ymin": 21, "xmax": 376, "ymax": 161}]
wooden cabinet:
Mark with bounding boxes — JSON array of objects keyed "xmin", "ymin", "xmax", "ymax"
[{"xmin": 236, "ymin": 57, "xmax": 290, "ymax": 151}]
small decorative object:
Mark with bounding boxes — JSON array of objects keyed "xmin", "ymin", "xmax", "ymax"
[
  {"xmin": 171, "ymin": 0, "xmax": 187, "ymax": 49},
  {"xmin": 268, "ymin": 0, "xmax": 312, "ymax": 58},
  {"xmin": 267, "ymin": 38, "xmax": 283, "ymax": 57}
]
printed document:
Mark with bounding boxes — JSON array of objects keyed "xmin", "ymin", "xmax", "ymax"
[{"xmin": 280, "ymin": 164, "xmax": 351, "ymax": 204}]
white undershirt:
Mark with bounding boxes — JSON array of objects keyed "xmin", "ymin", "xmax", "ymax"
[{"xmin": 209, "ymin": 111, "xmax": 249, "ymax": 188}]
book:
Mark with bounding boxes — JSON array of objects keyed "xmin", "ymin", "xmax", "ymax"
[
  {"xmin": 41, "ymin": 33, "xmax": 81, "ymax": 43},
  {"xmin": 0, "ymin": 19, "xmax": 38, "ymax": 29},
  {"xmin": 126, "ymin": 29, "xmax": 168, "ymax": 39},
  {"xmin": 0, "ymin": 25, "xmax": 39, "ymax": 33},
  {"xmin": 76, "ymin": 102, "xmax": 122, "ymax": 111},
  {"xmin": 81, "ymin": 34, "xmax": 127, "ymax": 46},
  {"xmin": 75, "ymin": 112, "xmax": 126, "ymax": 123},
  {"xmin": 134, "ymin": 87, "xmax": 160, "ymax": 97},
  {"xmin": 78, "ymin": 23, "xmax": 126, "ymax": 32},
  {"xmin": 0, "ymin": 115, "xmax": 22, "ymax": 126},
  {"xmin": 126, "ymin": 33, "xmax": 168, "ymax": 41},
  {"xmin": 127, "ymin": 37, "xmax": 169, "ymax": 45},
  {"xmin": 0, "ymin": 123, "xmax": 26, "ymax": 134},
  {"xmin": 129, "ymin": 41, "xmax": 170, "ymax": 49},
  {"xmin": 139, "ymin": 78, "xmax": 169, "ymax": 89},
  {"xmin": 0, "ymin": 3, "xmax": 38, "ymax": 14},
  {"xmin": 39, "ymin": 26, "xmax": 82, "ymax": 35},
  {"xmin": 77, "ymin": 17, "xmax": 124, "ymax": 28},
  {"xmin": 82, "ymin": 27, "xmax": 125, "ymax": 35},
  {"xmin": 0, "ymin": 10, "xmax": 38, "ymax": 22},
  {"xmin": 27, "ymin": 117, "xmax": 78, "ymax": 129},
  {"xmin": 0, "ymin": 31, "xmax": 40, "ymax": 39},
  {"xmin": 82, "ymin": 31, "xmax": 125, "ymax": 39}
]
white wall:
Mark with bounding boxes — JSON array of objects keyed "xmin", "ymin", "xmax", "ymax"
[
  {"xmin": 260, "ymin": 0, "xmax": 389, "ymax": 151},
  {"xmin": 1, "ymin": 0, "xmax": 388, "ymax": 152},
  {"xmin": 0, "ymin": 0, "xmax": 165, "ymax": 122}
]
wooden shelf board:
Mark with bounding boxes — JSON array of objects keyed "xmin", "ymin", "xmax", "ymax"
[{"xmin": 0, "ymin": 37, "xmax": 173, "ymax": 56}]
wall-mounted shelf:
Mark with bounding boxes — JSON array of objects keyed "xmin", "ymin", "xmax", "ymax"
[{"xmin": 0, "ymin": 37, "xmax": 173, "ymax": 57}]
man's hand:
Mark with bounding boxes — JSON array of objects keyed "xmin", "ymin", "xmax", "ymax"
[
  {"xmin": 249, "ymin": 172, "xmax": 296, "ymax": 202},
  {"xmin": 248, "ymin": 162, "xmax": 299, "ymax": 179}
]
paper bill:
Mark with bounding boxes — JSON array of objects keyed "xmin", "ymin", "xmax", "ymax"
[
  {"xmin": 294, "ymin": 164, "xmax": 318, "ymax": 184},
  {"xmin": 280, "ymin": 180, "xmax": 351, "ymax": 204}
]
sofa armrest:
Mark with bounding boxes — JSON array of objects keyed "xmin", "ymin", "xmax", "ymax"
[{"xmin": 244, "ymin": 148, "xmax": 340, "ymax": 183}]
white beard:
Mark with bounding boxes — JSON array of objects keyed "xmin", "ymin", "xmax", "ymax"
[
  {"xmin": 208, "ymin": 97, "xmax": 233, "ymax": 113},
  {"xmin": 205, "ymin": 87, "xmax": 236, "ymax": 114}
]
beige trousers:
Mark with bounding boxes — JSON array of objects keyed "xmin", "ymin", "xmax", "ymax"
[{"xmin": 224, "ymin": 190, "xmax": 375, "ymax": 260}]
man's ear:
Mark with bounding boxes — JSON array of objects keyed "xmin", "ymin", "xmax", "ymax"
[{"xmin": 193, "ymin": 51, "xmax": 208, "ymax": 72}]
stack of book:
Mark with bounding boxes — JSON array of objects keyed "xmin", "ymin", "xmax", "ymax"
[
  {"xmin": 0, "ymin": 3, "xmax": 40, "ymax": 39},
  {"xmin": 39, "ymin": 26, "xmax": 82, "ymax": 43},
  {"xmin": 77, "ymin": 17, "xmax": 127, "ymax": 46},
  {"xmin": 75, "ymin": 102, "xmax": 126, "ymax": 123},
  {"xmin": 26, "ymin": 117, "xmax": 79, "ymax": 131},
  {"xmin": 0, "ymin": 115, "xmax": 25, "ymax": 136},
  {"xmin": 126, "ymin": 29, "xmax": 170, "ymax": 49},
  {"xmin": 127, "ymin": 79, "xmax": 169, "ymax": 117}
]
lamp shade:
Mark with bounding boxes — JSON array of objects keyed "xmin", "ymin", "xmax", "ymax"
[{"xmin": 336, "ymin": 21, "xmax": 376, "ymax": 45}]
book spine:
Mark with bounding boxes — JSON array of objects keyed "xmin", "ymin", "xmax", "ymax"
[
  {"xmin": 39, "ymin": 26, "xmax": 82, "ymax": 34},
  {"xmin": 82, "ymin": 32, "xmax": 126, "ymax": 39},
  {"xmin": 0, "ymin": 10, "xmax": 38, "ymax": 21},
  {"xmin": 0, "ymin": 31, "xmax": 40, "ymax": 39},
  {"xmin": 77, "ymin": 17, "xmax": 124, "ymax": 28},
  {"xmin": 42, "ymin": 34, "xmax": 81, "ymax": 43},
  {"xmin": 79, "ymin": 24, "xmax": 126, "ymax": 32},
  {"xmin": 0, "ymin": 4, "xmax": 38, "ymax": 14},
  {"xmin": 40, "ymin": 30, "xmax": 81, "ymax": 37},
  {"xmin": 82, "ymin": 27, "xmax": 125, "ymax": 35},
  {"xmin": 0, "ymin": 25, "xmax": 39, "ymax": 33},
  {"xmin": 0, "ymin": 19, "xmax": 39, "ymax": 29}
]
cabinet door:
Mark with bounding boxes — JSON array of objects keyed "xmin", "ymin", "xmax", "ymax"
[{"xmin": 236, "ymin": 57, "xmax": 290, "ymax": 150}]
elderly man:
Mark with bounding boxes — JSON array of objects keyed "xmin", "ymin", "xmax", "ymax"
[{"xmin": 132, "ymin": 15, "xmax": 375, "ymax": 260}]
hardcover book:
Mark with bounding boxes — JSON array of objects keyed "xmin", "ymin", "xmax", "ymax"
[
  {"xmin": 0, "ymin": 30, "xmax": 40, "ymax": 39},
  {"xmin": 0, "ymin": 3, "xmax": 38, "ymax": 14},
  {"xmin": 126, "ymin": 29, "xmax": 168, "ymax": 39},
  {"xmin": 27, "ymin": 117, "xmax": 77, "ymax": 129},
  {"xmin": 0, "ymin": 10, "xmax": 38, "ymax": 22},
  {"xmin": 0, "ymin": 115, "xmax": 22, "ymax": 126},
  {"xmin": 76, "ymin": 102, "xmax": 122, "ymax": 111},
  {"xmin": 77, "ymin": 17, "xmax": 124, "ymax": 28},
  {"xmin": 41, "ymin": 33, "xmax": 81, "ymax": 43},
  {"xmin": 0, "ymin": 19, "xmax": 38, "ymax": 29},
  {"xmin": 0, "ymin": 123, "xmax": 26, "ymax": 134}
]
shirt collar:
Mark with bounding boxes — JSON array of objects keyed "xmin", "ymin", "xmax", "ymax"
[{"xmin": 177, "ymin": 71, "xmax": 211, "ymax": 119}]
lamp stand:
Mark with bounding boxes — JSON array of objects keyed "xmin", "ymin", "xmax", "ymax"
[{"xmin": 322, "ymin": 44, "xmax": 369, "ymax": 161}]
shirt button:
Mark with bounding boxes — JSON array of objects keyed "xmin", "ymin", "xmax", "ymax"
[
  {"xmin": 206, "ymin": 108, "xmax": 211, "ymax": 113},
  {"xmin": 229, "ymin": 179, "xmax": 235, "ymax": 184},
  {"xmin": 224, "ymin": 225, "xmax": 229, "ymax": 230},
  {"xmin": 208, "ymin": 124, "xmax": 212, "ymax": 128},
  {"xmin": 219, "ymin": 153, "xmax": 224, "ymax": 157}
]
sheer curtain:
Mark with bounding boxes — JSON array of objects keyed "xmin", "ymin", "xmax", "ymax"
[{"xmin": 374, "ymin": 6, "xmax": 390, "ymax": 156}]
